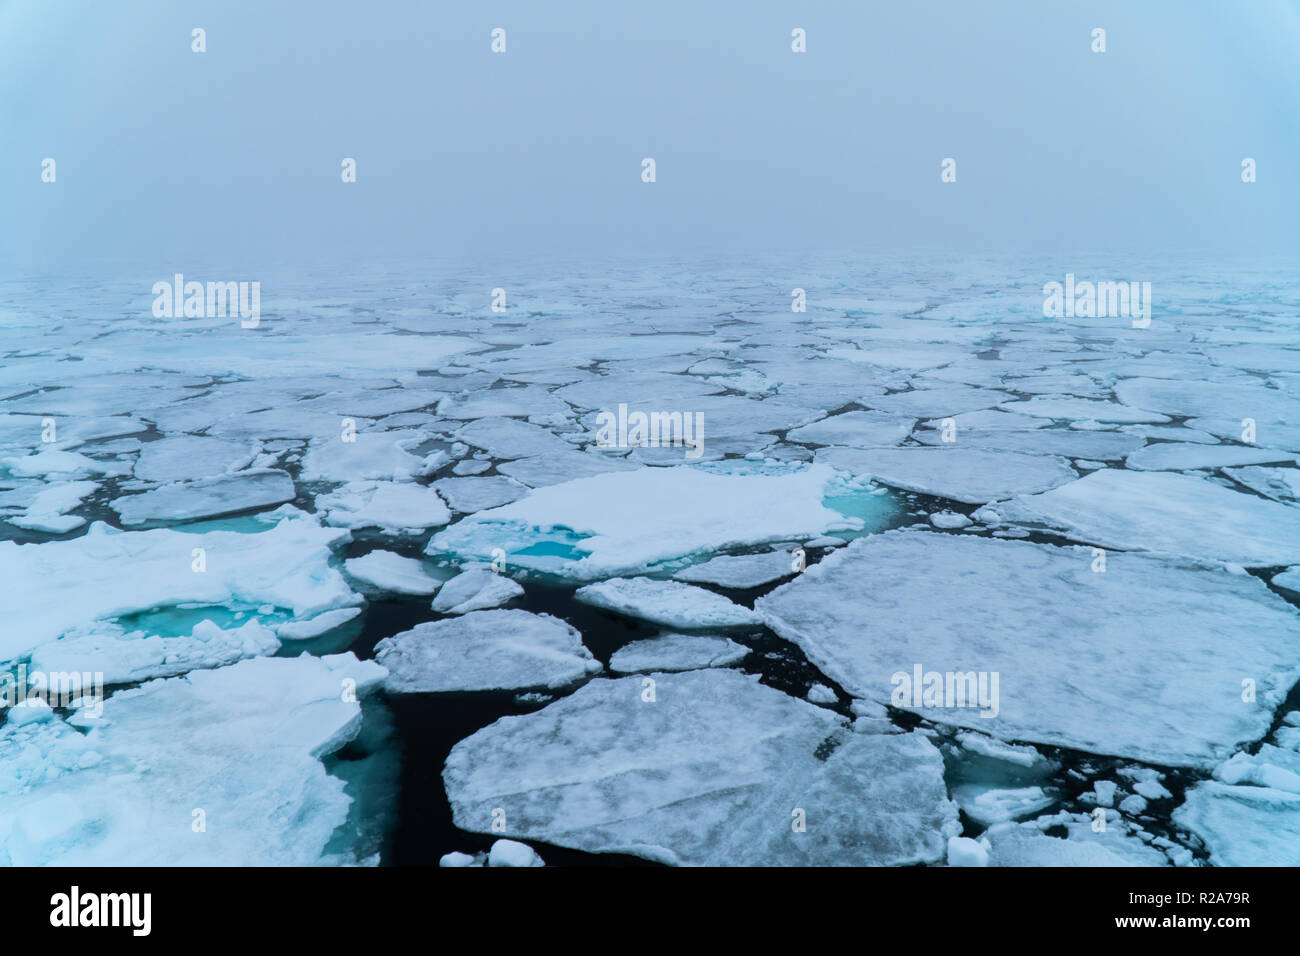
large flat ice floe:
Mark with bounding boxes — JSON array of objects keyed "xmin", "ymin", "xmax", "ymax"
[
  {"xmin": 987, "ymin": 469, "xmax": 1300, "ymax": 566},
  {"xmin": 756, "ymin": 531, "xmax": 1300, "ymax": 768},
  {"xmin": 28, "ymin": 619, "xmax": 280, "ymax": 686},
  {"xmin": 426, "ymin": 464, "xmax": 868, "ymax": 580},
  {"xmin": 443, "ymin": 670, "xmax": 958, "ymax": 865},
  {"xmin": 0, "ymin": 515, "xmax": 360, "ymax": 662},
  {"xmin": 375, "ymin": 609, "xmax": 600, "ymax": 694},
  {"xmin": 0, "ymin": 653, "xmax": 386, "ymax": 865},
  {"xmin": 111, "ymin": 469, "xmax": 297, "ymax": 525},
  {"xmin": 815, "ymin": 446, "xmax": 1077, "ymax": 504}
]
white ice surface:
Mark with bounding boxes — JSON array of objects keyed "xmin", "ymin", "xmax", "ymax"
[
  {"xmin": 757, "ymin": 531, "xmax": 1300, "ymax": 767},
  {"xmin": 444, "ymin": 670, "xmax": 958, "ymax": 865},
  {"xmin": 375, "ymin": 609, "xmax": 600, "ymax": 694}
]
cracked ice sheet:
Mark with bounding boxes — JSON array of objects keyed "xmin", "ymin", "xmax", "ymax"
[
  {"xmin": 1125, "ymin": 443, "xmax": 1297, "ymax": 472},
  {"xmin": 426, "ymin": 463, "xmax": 870, "ymax": 581},
  {"xmin": 989, "ymin": 469, "xmax": 1300, "ymax": 566},
  {"xmin": 1115, "ymin": 378, "xmax": 1300, "ymax": 424},
  {"xmin": 316, "ymin": 480, "xmax": 451, "ymax": 533},
  {"xmin": 111, "ymin": 469, "xmax": 297, "ymax": 526},
  {"xmin": 133, "ymin": 435, "xmax": 256, "ymax": 482},
  {"xmin": 815, "ymin": 446, "xmax": 1077, "ymax": 504},
  {"xmin": 299, "ymin": 431, "xmax": 437, "ymax": 483},
  {"xmin": 0, "ymin": 515, "xmax": 360, "ymax": 662},
  {"xmin": 29, "ymin": 619, "xmax": 280, "ymax": 686},
  {"xmin": 1173, "ymin": 783, "xmax": 1300, "ymax": 866},
  {"xmin": 0, "ymin": 653, "xmax": 386, "ymax": 866},
  {"xmin": 986, "ymin": 815, "xmax": 1169, "ymax": 867},
  {"xmin": 376, "ymin": 609, "xmax": 600, "ymax": 694},
  {"xmin": 756, "ymin": 532, "xmax": 1300, "ymax": 768},
  {"xmin": 443, "ymin": 670, "xmax": 958, "ymax": 865}
]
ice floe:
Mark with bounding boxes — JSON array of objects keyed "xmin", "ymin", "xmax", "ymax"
[
  {"xmin": 608, "ymin": 634, "xmax": 749, "ymax": 674},
  {"xmin": 443, "ymin": 669, "xmax": 958, "ymax": 865},
  {"xmin": 575, "ymin": 577, "xmax": 759, "ymax": 629},
  {"xmin": 0, "ymin": 515, "xmax": 360, "ymax": 662},
  {"xmin": 427, "ymin": 464, "xmax": 864, "ymax": 580},
  {"xmin": 989, "ymin": 469, "xmax": 1300, "ymax": 566},
  {"xmin": 316, "ymin": 480, "xmax": 451, "ymax": 533},
  {"xmin": 112, "ymin": 470, "xmax": 296, "ymax": 525},
  {"xmin": 344, "ymin": 551, "xmax": 441, "ymax": 596},
  {"xmin": 816, "ymin": 446, "xmax": 1076, "ymax": 504},
  {"xmin": 375, "ymin": 609, "xmax": 599, "ymax": 694},
  {"xmin": 757, "ymin": 531, "xmax": 1300, "ymax": 767},
  {"xmin": 671, "ymin": 549, "xmax": 796, "ymax": 589},
  {"xmin": 0, "ymin": 653, "xmax": 386, "ymax": 865},
  {"xmin": 429, "ymin": 568, "xmax": 524, "ymax": 614}
]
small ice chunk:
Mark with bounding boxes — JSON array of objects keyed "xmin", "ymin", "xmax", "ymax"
[
  {"xmin": 430, "ymin": 568, "xmax": 524, "ymax": 614},
  {"xmin": 807, "ymin": 683, "xmax": 838, "ymax": 705},
  {"xmin": 1119, "ymin": 794, "xmax": 1149, "ymax": 815},
  {"xmin": 433, "ymin": 476, "xmax": 529, "ymax": 513},
  {"xmin": 946, "ymin": 836, "xmax": 989, "ymax": 867},
  {"xmin": 929, "ymin": 511, "xmax": 971, "ymax": 529},
  {"xmin": 575, "ymin": 577, "xmax": 759, "ymax": 629},
  {"xmin": 672, "ymin": 550, "xmax": 795, "ymax": 589},
  {"xmin": 344, "ymin": 551, "xmax": 441, "ymax": 596},
  {"xmin": 487, "ymin": 839, "xmax": 545, "ymax": 868},
  {"xmin": 609, "ymin": 634, "xmax": 748, "ymax": 674},
  {"xmin": 317, "ymin": 480, "xmax": 451, "ymax": 533},
  {"xmin": 1092, "ymin": 781, "xmax": 1118, "ymax": 808},
  {"xmin": 277, "ymin": 607, "xmax": 363, "ymax": 641}
]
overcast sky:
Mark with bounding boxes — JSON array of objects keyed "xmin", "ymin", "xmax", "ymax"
[{"xmin": 3, "ymin": 0, "xmax": 1298, "ymax": 271}]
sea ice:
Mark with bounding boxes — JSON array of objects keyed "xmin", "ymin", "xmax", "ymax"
[
  {"xmin": 28, "ymin": 619, "xmax": 280, "ymax": 686},
  {"xmin": 433, "ymin": 476, "xmax": 529, "ymax": 513},
  {"xmin": 575, "ymin": 577, "xmax": 759, "ymax": 629},
  {"xmin": 757, "ymin": 531, "xmax": 1300, "ymax": 767},
  {"xmin": 427, "ymin": 464, "xmax": 861, "ymax": 580},
  {"xmin": 344, "ymin": 551, "xmax": 441, "ymax": 596},
  {"xmin": 608, "ymin": 634, "xmax": 749, "ymax": 674},
  {"xmin": 671, "ymin": 550, "xmax": 795, "ymax": 589},
  {"xmin": 444, "ymin": 670, "xmax": 958, "ymax": 865},
  {"xmin": 995, "ymin": 469, "xmax": 1300, "ymax": 566},
  {"xmin": 316, "ymin": 480, "xmax": 451, "ymax": 533},
  {"xmin": 815, "ymin": 446, "xmax": 1076, "ymax": 504},
  {"xmin": 1173, "ymin": 783, "xmax": 1300, "ymax": 866},
  {"xmin": 429, "ymin": 568, "xmax": 524, "ymax": 614},
  {"xmin": 112, "ymin": 470, "xmax": 296, "ymax": 525},
  {"xmin": 0, "ymin": 653, "xmax": 386, "ymax": 865},
  {"xmin": 375, "ymin": 609, "xmax": 600, "ymax": 694},
  {"xmin": 0, "ymin": 515, "xmax": 361, "ymax": 662}
]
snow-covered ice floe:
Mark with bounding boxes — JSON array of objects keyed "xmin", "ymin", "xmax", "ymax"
[
  {"xmin": 0, "ymin": 514, "xmax": 361, "ymax": 662},
  {"xmin": 756, "ymin": 531, "xmax": 1300, "ymax": 768},
  {"xmin": 443, "ymin": 669, "xmax": 958, "ymax": 865},
  {"xmin": 375, "ymin": 609, "xmax": 600, "ymax": 694},
  {"xmin": 426, "ymin": 462, "xmax": 884, "ymax": 580},
  {"xmin": 608, "ymin": 634, "xmax": 749, "ymax": 674},
  {"xmin": 575, "ymin": 577, "xmax": 759, "ymax": 629},
  {"xmin": 984, "ymin": 469, "xmax": 1300, "ymax": 566},
  {"xmin": 0, "ymin": 653, "xmax": 386, "ymax": 865}
]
